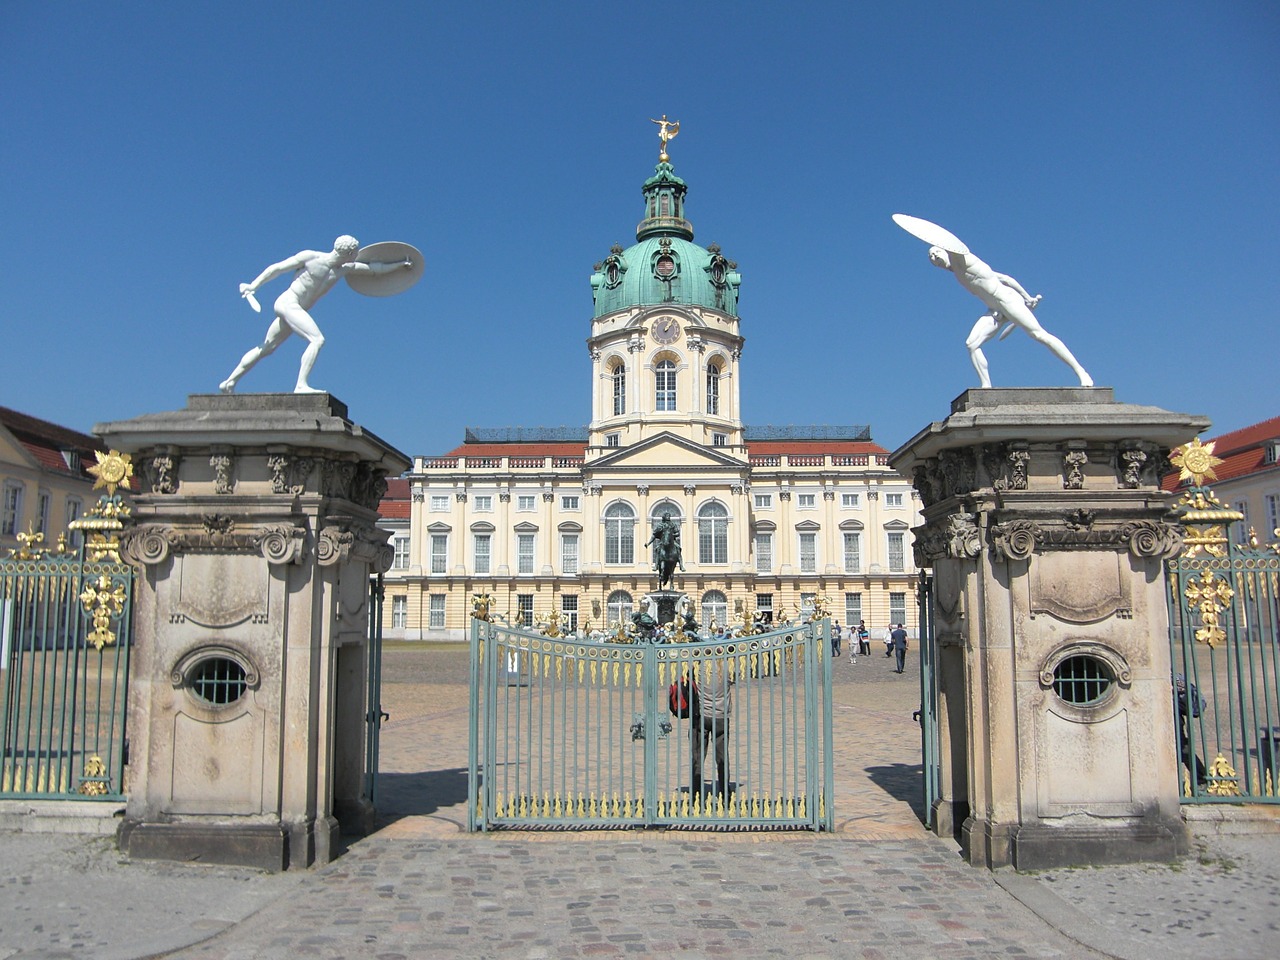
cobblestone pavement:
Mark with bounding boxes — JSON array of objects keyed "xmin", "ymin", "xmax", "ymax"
[{"xmin": 1, "ymin": 644, "xmax": 1276, "ymax": 960}]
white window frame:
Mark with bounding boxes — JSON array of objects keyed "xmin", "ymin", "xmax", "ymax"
[
  {"xmin": 429, "ymin": 494, "xmax": 449, "ymax": 512},
  {"xmin": 516, "ymin": 593, "xmax": 535, "ymax": 627},
  {"xmin": 430, "ymin": 534, "xmax": 448, "ymax": 574},
  {"xmin": 706, "ymin": 363, "xmax": 721, "ymax": 415},
  {"xmin": 755, "ymin": 593, "xmax": 773, "ymax": 623},
  {"xmin": 754, "ymin": 493, "xmax": 773, "ymax": 510},
  {"xmin": 754, "ymin": 532, "xmax": 772, "ymax": 573},
  {"xmin": 701, "ymin": 590, "xmax": 728, "ymax": 629},
  {"xmin": 561, "ymin": 533, "xmax": 579, "ymax": 575},
  {"xmin": 843, "ymin": 532, "xmax": 861, "ymax": 574},
  {"xmin": 36, "ymin": 489, "xmax": 51, "ymax": 536},
  {"xmin": 2, "ymin": 483, "xmax": 24, "ymax": 536},
  {"xmin": 887, "ymin": 531, "xmax": 906, "ymax": 573},
  {"xmin": 392, "ymin": 595, "xmax": 407, "ymax": 629},
  {"xmin": 605, "ymin": 433, "xmax": 621, "ymax": 448},
  {"xmin": 604, "ymin": 502, "xmax": 636, "ymax": 565},
  {"xmin": 517, "ymin": 533, "xmax": 536, "ymax": 574},
  {"xmin": 606, "ymin": 590, "xmax": 633, "ymax": 627},
  {"xmin": 392, "ymin": 535, "xmax": 410, "ymax": 570},
  {"xmin": 517, "ymin": 495, "xmax": 537, "ymax": 512},
  {"xmin": 561, "ymin": 494, "xmax": 580, "ymax": 511},
  {"xmin": 841, "ymin": 493, "xmax": 860, "ymax": 508},
  {"xmin": 655, "ymin": 359, "xmax": 677, "ymax": 412},
  {"xmin": 560, "ymin": 595, "xmax": 579, "ymax": 631},
  {"xmin": 797, "ymin": 493, "xmax": 817, "ymax": 509},
  {"xmin": 799, "ymin": 531, "xmax": 817, "ymax": 573},
  {"xmin": 889, "ymin": 592, "xmax": 907, "ymax": 627},
  {"xmin": 428, "ymin": 594, "xmax": 446, "ymax": 629},
  {"xmin": 473, "ymin": 494, "xmax": 493, "ymax": 512},
  {"xmin": 712, "ymin": 433, "xmax": 727, "ymax": 447},
  {"xmin": 698, "ymin": 502, "xmax": 729, "ymax": 565},
  {"xmin": 885, "ymin": 492, "xmax": 904, "ymax": 508},
  {"xmin": 845, "ymin": 592, "xmax": 862, "ymax": 626},
  {"xmin": 612, "ymin": 363, "xmax": 626, "ymax": 416},
  {"xmin": 474, "ymin": 533, "xmax": 491, "ymax": 575}
]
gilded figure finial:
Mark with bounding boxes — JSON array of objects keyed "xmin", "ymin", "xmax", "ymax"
[{"xmin": 650, "ymin": 114, "xmax": 680, "ymax": 162}]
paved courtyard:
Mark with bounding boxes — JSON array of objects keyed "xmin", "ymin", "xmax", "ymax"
[{"xmin": 1, "ymin": 642, "xmax": 1277, "ymax": 960}]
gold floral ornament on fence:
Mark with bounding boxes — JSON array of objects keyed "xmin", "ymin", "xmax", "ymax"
[
  {"xmin": 1184, "ymin": 568, "xmax": 1234, "ymax": 649},
  {"xmin": 79, "ymin": 574, "xmax": 128, "ymax": 650},
  {"xmin": 70, "ymin": 449, "xmax": 135, "ymax": 562}
]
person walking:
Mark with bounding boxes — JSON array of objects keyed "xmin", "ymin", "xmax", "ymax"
[
  {"xmin": 883, "ymin": 625, "xmax": 894, "ymax": 658},
  {"xmin": 892, "ymin": 623, "xmax": 909, "ymax": 674},
  {"xmin": 857, "ymin": 620, "xmax": 871, "ymax": 657},
  {"xmin": 831, "ymin": 621, "xmax": 842, "ymax": 659},
  {"xmin": 691, "ymin": 660, "xmax": 735, "ymax": 804}
]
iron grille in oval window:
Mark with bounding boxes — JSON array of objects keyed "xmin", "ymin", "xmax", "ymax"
[
  {"xmin": 190, "ymin": 657, "xmax": 247, "ymax": 705},
  {"xmin": 1052, "ymin": 655, "xmax": 1114, "ymax": 705}
]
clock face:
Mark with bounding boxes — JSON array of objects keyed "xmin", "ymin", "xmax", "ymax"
[{"xmin": 652, "ymin": 317, "xmax": 681, "ymax": 344}]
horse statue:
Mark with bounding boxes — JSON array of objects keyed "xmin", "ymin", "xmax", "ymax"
[{"xmin": 644, "ymin": 511, "xmax": 685, "ymax": 589}]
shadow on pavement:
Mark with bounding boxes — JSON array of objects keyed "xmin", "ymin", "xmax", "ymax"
[
  {"xmin": 865, "ymin": 762, "xmax": 928, "ymax": 821},
  {"xmin": 376, "ymin": 767, "xmax": 469, "ymax": 822}
]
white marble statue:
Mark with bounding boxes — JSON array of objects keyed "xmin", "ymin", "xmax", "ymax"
[
  {"xmin": 893, "ymin": 215, "xmax": 1093, "ymax": 389},
  {"xmin": 220, "ymin": 236, "xmax": 414, "ymax": 394}
]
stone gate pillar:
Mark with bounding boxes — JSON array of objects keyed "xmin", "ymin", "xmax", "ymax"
[
  {"xmin": 890, "ymin": 388, "xmax": 1208, "ymax": 869},
  {"xmin": 96, "ymin": 394, "xmax": 410, "ymax": 870}
]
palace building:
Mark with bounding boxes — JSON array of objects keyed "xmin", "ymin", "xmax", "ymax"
[{"xmin": 383, "ymin": 143, "xmax": 922, "ymax": 640}]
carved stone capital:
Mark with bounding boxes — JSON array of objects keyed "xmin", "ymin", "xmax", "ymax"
[
  {"xmin": 317, "ymin": 526, "xmax": 355, "ymax": 567},
  {"xmin": 455, "ymin": 492, "xmax": 468, "ymax": 502},
  {"xmin": 120, "ymin": 519, "xmax": 307, "ymax": 566},
  {"xmin": 499, "ymin": 491, "xmax": 511, "ymax": 502},
  {"xmin": 683, "ymin": 484, "xmax": 697, "ymax": 496},
  {"xmin": 778, "ymin": 491, "xmax": 792, "ymax": 502},
  {"xmin": 120, "ymin": 524, "xmax": 179, "ymax": 566},
  {"xmin": 822, "ymin": 490, "xmax": 836, "ymax": 501},
  {"xmin": 637, "ymin": 484, "xmax": 650, "ymax": 496},
  {"xmin": 990, "ymin": 519, "xmax": 1042, "ymax": 561},
  {"xmin": 254, "ymin": 523, "xmax": 306, "ymax": 565},
  {"xmin": 412, "ymin": 491, "xmax": 425, "ymax": 503},
  {"xmin": 142, "ymin": 453, "xmax": 179, "ymax": 495},
  {"xmin": 268, "ymin": 454, "xmax": 316, "ymax": 496},
  {"xmin": 543, "ymin": 491, "xmax": 555, "ymax": 502},
  {"xmin": 1063, "ymin": 448, "xmax": 1088, "ymax": 490},
  {"xmin": 1122, "ymin": 519, "xmax": 1185, "ymax": 559}
]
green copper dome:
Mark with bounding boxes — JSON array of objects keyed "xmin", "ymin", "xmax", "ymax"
[{"xmin": 590, "ymin": 161, "xmax": 741, "ymax": 319}]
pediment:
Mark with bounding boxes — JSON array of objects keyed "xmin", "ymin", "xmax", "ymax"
[{"xmin": 588, "ymin": 432, "xmax": 746, "ymax": 470}]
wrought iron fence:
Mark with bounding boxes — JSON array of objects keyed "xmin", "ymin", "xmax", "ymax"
[
  {"xmin": 1, "ymin": 492, "xmax": 134, "ymax": 800},
  {"xmin": 468, "ymin": 617, "xmax": 833, "ymax": 830},
  {"xmin": 1167, "ymin": 442, "xmax": 1280, "ymax": 803}
]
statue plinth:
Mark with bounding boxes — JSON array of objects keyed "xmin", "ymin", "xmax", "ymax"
[
  {"xmin": 892, "ymin": 388, "xmax": 1208, "ymax": 870},
  {"xmin": 97, "ymin": 394, "xmax": 410, "ymax": 871}
]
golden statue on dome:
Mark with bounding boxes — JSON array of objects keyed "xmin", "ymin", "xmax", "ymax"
[{"xmin": 650, "ymin": 114, "xmax": 680, "ymax": 161}]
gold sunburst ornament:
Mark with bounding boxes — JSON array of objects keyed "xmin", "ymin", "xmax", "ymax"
[
  {"xmin": 1170, "ymin": 439, "xmax": 1223, "ymax": 487},
  {"xmin": 87, "ymin": 450, "xmax": 134, "ymax": 496}
]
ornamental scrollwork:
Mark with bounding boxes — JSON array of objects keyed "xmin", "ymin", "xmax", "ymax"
[
  {"xmin": 253, "ymin": 523, "xmax": 306, "ymax": 565},
  {"xmin": 1063, "ymin": 449, "xmax": 1088, "ymax": 490},
  {"xmin": 316, "ymin": 526, "xmax": 355, "ymax": 567},
  {"xmin": 990, "ymin": 519, "xmax": 1041, "ymax": 561},
  {"xmin": 946, "ymin": 513, "xmax": 982, "ymax": 559},
  {"xmin": 268, "ymin": 455, "xmax": 316, "ymax": 496},
  {"xmin": 1121, "ymin": 519, "xmax": 1183, "ymax": 559},
  {"xmin": 120, "ymin": 524, "xmax": 180, "ymax": 566}
]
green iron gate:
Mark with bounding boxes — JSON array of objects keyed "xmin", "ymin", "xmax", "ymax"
[
  {"xmin": 1167, "ymin": 450, "xmax": 1280, "ymax": 804},
  {"xmin": 468, "ymin": 617, "xmax": 834, "ymax": 830},
  {"xmin": 1, "ymin": 497, "xmax": 133, "ymax": 801},
  {"xmin": 364, "ymin": 572, "xmax": 386, "ymax": 807}
]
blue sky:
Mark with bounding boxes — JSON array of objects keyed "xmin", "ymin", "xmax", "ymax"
[{"xmin": 3, "ymin": 2, "xmax": 1276, "ymax": 460}]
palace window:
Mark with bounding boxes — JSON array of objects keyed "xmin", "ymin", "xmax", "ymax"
[
  {"xmin": 797, "ymin": 493, "xmax": 816, "ymax": 509},
  {"xmin": 561, "ymin": 595, "xmax": 578, "ymax": 631},
  {"xmin": 612, "ymin": 363, "xmax": 626, "ymax": 416},
  {"xmin": 393, "ymin": 535, "xmax": 410, "ymax": 569},
  {"xmin": 1234, "ymin": 501, "xmax": 1250, "ymax": 545},
  {"xmin": 889, "ymin": 592, "xmax": 907, "ymax": 627},
  {"xmin": 36, "ymin": 490, "xmax": 51, "ymax": 535},
  {"xmin": 845, "ymin": 592, "xmax": 862, "ymax": 627},
  {"xmin": 517, "ymin": 533, "xmax": 535, "ymax": 574},
  {"xmin": 516, "ymin": 593, "xmax": 535, "ymax": 627},
  {"xmin": 713, "ymin": 433, "xmax": 727, "ymax": 447},
  {"xmin": 706, "ymin": 362, "xmax": 721, "ymax": 415},
  {"xmin": 843, "ymin": 532, "xmax": 861, "ymax": 573},
  {"xmin": 606, "ymin": 590, "xmax": 633, "ymax": 627},
  {"xmin": 2, "ymin": 483, "xmax": 23, "ymax": 536},
  {"xmin": 473, "ymin": 495, "xmax": 493, "ymax": 512},
  {"xmin": 800, "ymin": 593, "xmax": 816, "ymax": 619},
  {"xmin": 605, "ymin": 433, "xmax": 621, "ymax": 447},
  {"xmin": 474, "ymin": 534, "xmax": 491, "ymax": 574},
  {"xmin": 698, "ymin": 502, "xmax": 729, "ymax": 564},
  {"xmin": 885, "ymin": 493, "xmax": 904, "ymax": 508},
  {"xmin": 841, "ymin": 493, "xmax": 860, "ymax": 508},
  {"xmin": 701, "ymin": 590, "xmax": 728, "ymax": 630},
  {"xmin": 655, "ymin": 360, "xmax": 677, "ymax": 412},
  {"xmin": 754, "ymin": 532, "xmax": 772, "ymax": 573},
  {"xmin": 604, "ymin": 502, "xmax": 636, "ymax": 564},
  {"xmin": 517, "ymin": 495, "xmax": 536, "ymax": 511},
  {"xmin": 429, "ymin": 494, "xmax": 449, "ymax": 511},
  {"xmin": 430, "ymin": 534, "xmax": 448, "ymax": 574},
  {"xmin": 429, "ymin": 594, "xmax": 446, "ymax": 629},
  {"xmin": 799, "ymin": 532, "xmax": 817, "ymax": 573},
  {"xmin": 561, "ymin": 533, "xmax": 579, "ymax": 574},
  {"xmin": 66, "ymin": 497, "xmax": 82, "ymax": 547},
  {"xmin": 392, "ymin": 595, "xmax": 407, "ymax": 629},
  {"xmin": 561, "ymin": 495, "xmax": 580, "ymax": 511},
  {"xmin": 755, "ymin": 593, "xmax": 773, "ymax": 623},
  {"xmin": 754, "ymin": 493, "xmax": 773, "ymax": 510},
  {"xmin": 887, "ymin": 531, "xmax": 906, "ymax": 572}
]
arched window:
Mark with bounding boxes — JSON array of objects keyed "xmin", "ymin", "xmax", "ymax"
[
  {"xmin": 701, "ymin": 590, "xmax": 728, "ymax": 630},
  {"xmin": 655, "ymin": 360, "xmax": 676, "ymax": 412},
  {"xmin": 611, "ymin": 362, "xmax": 626, "ymax": 416},
  {"xmin": 606, "ymin": 590, "xmax": 634, "ymax": 627},
  {"xmin": 706, "ymin": 362, "xmax": 721, "ymax": 415},
  {"xmin": 604, "ymin": 502, "xmax": 636, "ymax": 565},
  {"xmin": 698, "ymin": 501, "xmax": 729, "ymax": 564}
]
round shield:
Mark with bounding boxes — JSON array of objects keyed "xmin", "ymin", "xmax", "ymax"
[
  {"xmin": 891, "ymin": 214, "xmax": 970, "ymax": 255},
  {"xmin": 345, "ymin": 241, "xmax": 425, "ymax": 297}
]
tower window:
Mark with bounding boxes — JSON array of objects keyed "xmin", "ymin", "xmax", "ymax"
[
  {"xmin": 706, "ymin": 362, "xmax": 721, "ymax": 415},
  {"xmin": 612, "ymin": 362, "xmax": 626, "ymax": 415},
  {"xmin": 655, "ymin": 360, "xmax": 677, "ymax": 412}
]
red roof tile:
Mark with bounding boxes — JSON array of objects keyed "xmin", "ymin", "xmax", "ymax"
[{"xmin": 379, "ymin": 501, "xmax": 411, "ymax": 519}]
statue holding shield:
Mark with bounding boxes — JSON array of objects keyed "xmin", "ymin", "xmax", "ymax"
[{"xmin": 220, "ymin": 235, "xmax": 423, "ymax": 394}]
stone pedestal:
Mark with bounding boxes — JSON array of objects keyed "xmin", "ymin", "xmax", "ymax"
[
  {"xmin": 890, "ymin": 388, "xmax": 1208, "ymax": 870},
  {"xmin": 96, "ymin": 394, "xmax": 410, "ymax": 870}
]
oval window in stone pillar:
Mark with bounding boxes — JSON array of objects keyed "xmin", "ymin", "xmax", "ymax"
[
  {"xmin": 172, "ymin": 645, "xmax": 259, "ymax": 709},
  {"xmin": 1039, "ymin": 642, "xmax": 1132, "ymax": 714}
]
